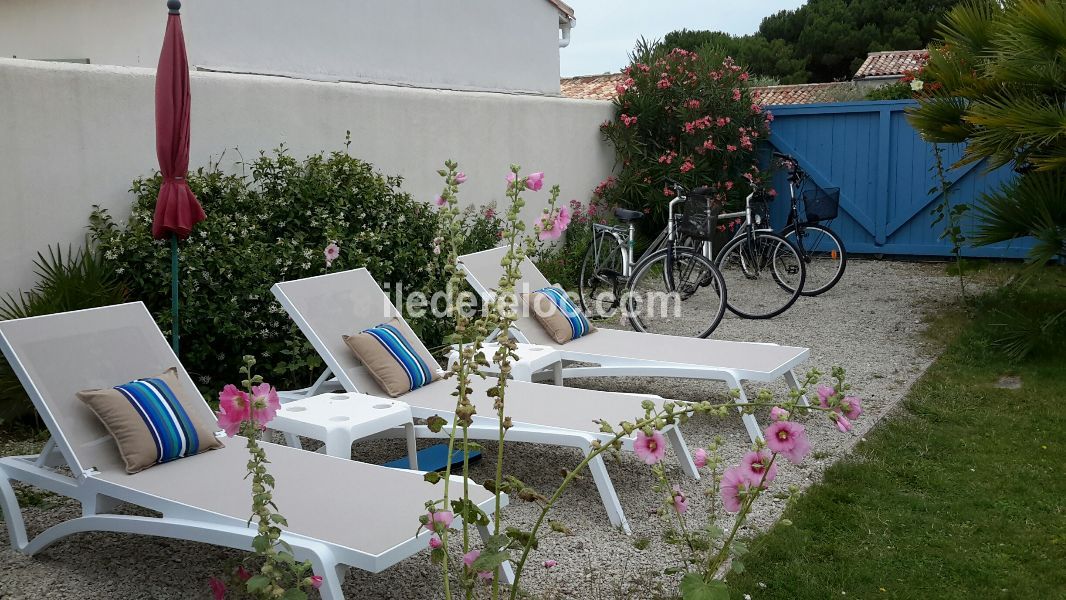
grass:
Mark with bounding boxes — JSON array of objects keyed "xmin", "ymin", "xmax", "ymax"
[{"xmin": 728, "ymin": 264, "xmax": 1066, "ymax": 599}]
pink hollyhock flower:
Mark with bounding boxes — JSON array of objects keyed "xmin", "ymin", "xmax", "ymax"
[
  {"xmin": 506, "ymin": 172, "xmax": 517, "ymax": 184},
  {"xmin": 543, "ymin": 560, "xmax": 558, "ymax": 569},
  {"xmin": 310, "ymin": 576, "xmax": 323, "ymax": 589},
  {"xmin": 535, "ymin": 215, "xmax": 563, "ymax": 241},
  {"xmin": 525, "ymin": 172, "xmax": 545, "ymax": 191},
  {"xmin": 435, "ymin": 195, "xmax": 447, "ymax": 207},
  {"xmin": 817, "ymin": 385, "xmax": 836, "ymax": 408},
  {"xmin": 633, "ymin": 430, "xmax": 667, "ymax": 465},
  {"xmin": 429, "ymin": 534, "xmax": 443, "ymax": 549},
  {"xmin": 455, "ymin": 172, "xmax": 467, "ymax": 184},
  {"xmin": 720, "ymin": 466, "xmax": 756, "ymax": 513},
  {"xmin": 741, "ymin": 450, "xmax": 778, "ymax": 485},
  {"xmin": 555, "ymin": 207, "xmax": 572, "ymax": 231},
  {"xmin": 324, "ymin": 242, "xmax": 340, "ymax": 267},
  {"xmin": 834, "ymin": 414, "xmax": 853, "ymax": 433},
  {"xmin": 770, "ymin": 406, "xmax": 790, "ymax": 422},
  {"xmin": 764, "ymin": 421, "xmax": 812, "ymax": 464},
  {"xmin": 235, "ymin": 566, "xmax": 252, "ymax": 582},
  {"xmin": 672, "ymin": 484, "xmax": 689, "ymax": 514},
  {"xmin": 693, "ymin": 447, "xmax": 708, "ymax": 468},
  {"xmin": 463, "ymin": 550, "xmax": 492, "ymax": 580},
  {"xmin": 209, "ymin": 577, "xmax": 226, "ymax": 600},
  {"xmin": 841, "ymin": 396, "xmax": 863, "ymax": 420},
  {"xmin": 249, "ymin": 383, "xmax": 281, "ymax": 427},
  {"xmin": 427, "ymin": 510, "xmax": 454, "ymax": 531},
  {"xmin": 216, "ymin": 384, "xmax": 249, "ymax": 437}
]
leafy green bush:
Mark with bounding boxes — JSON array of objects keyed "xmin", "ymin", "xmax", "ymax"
[
  {"xmin": 865, "ymin": 82, "xmax": 914, "ymax": 101},
  {"xmin": 598, "ymin": 46, "xmax": 773, "ymax": 233},
  {"xmin": 0, "ymin": 244, "xmax": 128, "ymax": 424},
  {"xmin": 91, "ymin": 141, "xmax": 501, "ymax": 393}
]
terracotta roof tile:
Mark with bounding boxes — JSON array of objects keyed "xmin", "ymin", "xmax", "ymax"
[
  {"xmin": 560, "ymin": 74, "xmax": 856, "ymax": 105},
  {"xmin": 854, "ymin": 50, "xmax": 929, "ymax": 79}
]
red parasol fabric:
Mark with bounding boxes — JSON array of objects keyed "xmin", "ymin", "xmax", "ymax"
[{"xmin": 152, "ymin": 0, "xmax": 204, "ymax": 240}]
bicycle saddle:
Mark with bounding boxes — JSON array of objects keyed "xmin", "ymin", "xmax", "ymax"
[
  {"xmin": 614, "ymin": 208, "xmax": 644, "ymax": 222},
  {"xmin": 691, "ymin": 186, "xmax": 714, "ymax": 196}
]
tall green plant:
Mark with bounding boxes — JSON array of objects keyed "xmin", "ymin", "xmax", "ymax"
[
  {"xmin": 0, "ymin": 243, "xmax": 128, "ymax": 424},
  {"xmin": 907, "ymin": 0, "xmax": 1066, "ymax": 267}
]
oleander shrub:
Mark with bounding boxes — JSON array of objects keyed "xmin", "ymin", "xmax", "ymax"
[
  {"xmin": 598, "ymin": 45, "xmax": 774, "ymax": 232},
  {"xmin": 91, "ymin": 142, "xmax": 501, "ymax": 394}
]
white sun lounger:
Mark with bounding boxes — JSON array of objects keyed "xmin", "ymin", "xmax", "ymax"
[
  {"xmin": 0, "ymin": 303, "xmax": 505, "ymax": 599},
  {"xmin": 271, "ymin": 268, "xmax": 700, "ymax": 535},
  {"xmin": 458, "ymin": 247, "xmax": 812, "ymax": 443}
]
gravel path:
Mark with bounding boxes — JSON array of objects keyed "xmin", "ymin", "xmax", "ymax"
[{"xmin": 0, "ymin": 259, "xmax": 960, "ymax": 599}]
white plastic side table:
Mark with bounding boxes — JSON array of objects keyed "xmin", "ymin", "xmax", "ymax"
[
  {"xmin": 271, "ymin": 392, "xmax": 419, "ymax": 470},
  {"xmin": 447, "ymin": 342, "xmax": 562, "ymax": 384}
]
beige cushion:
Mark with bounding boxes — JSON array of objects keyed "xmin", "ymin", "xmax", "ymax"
[
  {"xmin": 523, "ymin": 288, "xmax": 595, "ymax": 345},
  {"xmin": 343, "ymin": 317, "xmax": 440, "ymax": 397},
  {"xmin": 77, "ymin": 367, "xmax": 223, "ymax": 474}
]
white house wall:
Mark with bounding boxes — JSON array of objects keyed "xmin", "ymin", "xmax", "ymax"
[
  {"xmin": 0, "ymin": 58, "xmax": 614, "ymax": 294},
  {"xmin": 0, "ymin": 0, "xmax": 564, "ymax": 95}
]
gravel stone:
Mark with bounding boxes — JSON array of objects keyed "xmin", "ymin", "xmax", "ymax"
[{"xmin": 0, "ymin": 259, "xmax": 958, "ymax": 599}]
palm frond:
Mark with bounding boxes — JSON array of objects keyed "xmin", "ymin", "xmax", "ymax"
[{"xmin": 971, "ymin": 171, "xmax": 1066, "ymax": 265}]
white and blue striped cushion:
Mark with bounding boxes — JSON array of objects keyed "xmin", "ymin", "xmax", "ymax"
[
  {"xmin": 526, "ymin": 287, "xmax": 595, "ymax": 344},
  {"xmin": 343, "ymin": 317, "xmax": 440, "ymax": 397}
]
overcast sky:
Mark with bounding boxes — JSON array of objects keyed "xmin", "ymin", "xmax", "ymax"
[{"xmin": 560, "ymin": 0, "xmax": 807, "ymax": 77}]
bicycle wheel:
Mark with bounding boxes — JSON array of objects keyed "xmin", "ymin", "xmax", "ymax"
[
  {"xmin": 716, "ymin": 230, "xmax": 805, "ymax": 319},
  {"xmin": 578, "ymin": 231, "xmax": 626, "ymax": 319},
  {"xmin": 626, "ymin": 247, "xmax": 727, "ymax": 338},
  {"xmin": 779, "ymin": 223, "xmax": 847, "ymax": 296}
]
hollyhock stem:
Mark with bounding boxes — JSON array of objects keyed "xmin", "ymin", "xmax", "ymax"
[{"xmin": 704, "ymin": 452, "xmax": 778, "ymax": 581}]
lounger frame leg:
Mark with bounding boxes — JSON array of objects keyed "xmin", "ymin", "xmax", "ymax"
[
  {"xmin": 724, "ymin": 372, "xmax": 762, "ymax": 444},
  {"xmin": 0, "ymin": 468, "xmax": 28, "ymax": 551},
  {"xmin": 585, "ymin": 449, "xmax": 631, "ymax": 535},
  {"xmin": 784, "ymin": 369, "xmax": 811, "ymax": 407},
  {"xmin": 476, "ymin": 524, "xmax": 516, "ymax": 585},
  {"xmin": 665, "ymin": 426, "xmax": 700, "ymax": 480}
]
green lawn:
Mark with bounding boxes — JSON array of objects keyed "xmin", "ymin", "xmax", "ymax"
[{"xmin": 729, "ymin": 266, "xmax": 1066, "ymax": 600}]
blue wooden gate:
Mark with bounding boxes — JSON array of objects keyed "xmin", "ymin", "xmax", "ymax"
[{"xmin": 765, "ymin": 99, "xmax": 1030, "ymax": 258}]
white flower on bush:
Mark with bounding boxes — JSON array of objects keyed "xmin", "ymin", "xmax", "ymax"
[{"xmin": 911, "ymin": 79, "xmax": 925, "ymax": 91}]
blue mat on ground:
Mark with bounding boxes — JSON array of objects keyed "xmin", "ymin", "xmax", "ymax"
[{"xmin": 383, "ymin": 444, "xmax": 482, "ymax": 471}]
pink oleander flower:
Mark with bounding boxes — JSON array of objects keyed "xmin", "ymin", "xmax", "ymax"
[
  {"xmin": 693, "ymin": 447, "xmax": 708, "ymax": 468},
  {"xmin": 732, "ymin": 88, "xmax": 742, "ymax": 101},
  {"xmin": 841, "ymin": 396, "xmax": 863, "ymax": 420},
  {"xmin": 770, "ymin": 406, "xmax": 790, "ymax": 422},
  {"xmin": 435, "ymin": 195, "xmax": 447, "ymax": 207},
  {"xmin": 310, "ymin": 576, "xmax": 323, "ymax": 589},
  {"xmin": 634, "ymin": 430, "xmax": 667, "ymax": 465},
  {"xmin": 834, "ymin": 413, "xmax": 853, "ymax": 433},
  {"xmin": 741, "ymin": 450, "xmax": 778, "ymax": 485},
  {"xmin": 216, "ymin": 384, "xmax": 249, "ymax": 437},
  {"xmin": 209, "ymin": 577, "xmax": 226, "ymax": 600},
  {"xmin": 429, "ymin": 534, "xmax": 443, "ymax": 549},
  {"xmin": 455, "ymin": 172, "xmax": 467, "ymax": 184},
  {"xmin": 672, "ymin": 484, "xmax": 689, "ymax": 514},
  {"xmin": 543, "ymin": 560, "xmax": 558, "ymax": 569},
  {"xmin": 766, "ymin": 111, "xmax": 775, "ymax": 122},
  {"xmin": 720, "ymin": 466, "xmax": 757, "ymax": 513},
  {"xmin": 765, "ymin": 421, "xmax": 812, "ymax": 464},
  {"xmin": 324, "ymin": 241, "xmax": 340, "ymax": 267},
  {"xmin": 726, "ymin": 145, "xmax": 737, "ymax": 152},
  {"xmin": 526, "ymin": 172, "xmax": 545, "ymax": 191},
  {"xmin": 249, "ymin": 383, "xmax": 281, "ymax": 427},
  {"xmin": 817, "ymin": 385, "xmax": 836, "ymax": 408},
  {"xmin": 679, "ymin": 160, "xmax": 695, "ymax": 173},
  {"xmin": 427, "ymin": 510, "xmax": 454, "ymax": 531}
]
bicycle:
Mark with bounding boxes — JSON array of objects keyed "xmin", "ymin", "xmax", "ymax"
[
  {"xmin": 578, "ymin": 185, "xmax": 727, "ymax": 338},
  {"xmin": 712, "ymin": 182, "xmax": 807, "ymax": 319},
  {"xmin": 771, "ymin": 151, "xmax": 848, "ymax": 296}
]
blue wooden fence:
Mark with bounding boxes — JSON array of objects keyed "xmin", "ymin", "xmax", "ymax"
[{"xmin": 765, "ymin": 99, "xmax": 1030, "ymax": 258}]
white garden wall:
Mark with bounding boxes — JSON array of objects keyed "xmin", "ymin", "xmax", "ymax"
[
  {"xmin": 0, "ymin": 0, "xmax": 566, "ymax": 95},
  {"xmin": 0, "ymin": 58, "xmax": 614, "ymax": 295}
]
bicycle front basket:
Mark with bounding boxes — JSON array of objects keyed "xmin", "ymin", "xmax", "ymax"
[
  {"xmin": 802, "ymin": 186, "xmax": 840, "ymax": 223},
  {"xmin": 678, "ymin": 193, "xmax": 722, "ymax": 241}
]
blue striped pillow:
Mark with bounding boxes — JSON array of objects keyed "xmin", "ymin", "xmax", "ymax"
[
  {"xmin": 527, "ymin": 287, "xmax": 595, "ymax": 344},
  {"xmin": 343, "ymin": 317, "xmax": 441, "ymax": 397},
  {"xmin": 78, "ymin": 367, "xmax": 224, "ymax": 473}
]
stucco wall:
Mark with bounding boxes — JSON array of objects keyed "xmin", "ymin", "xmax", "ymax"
[
  {"xmin": 0, "ymin": 58, "xmax": 614, "ymax": 295},
  {"xmin": 0, "ymin": 0, "xmax": 563, "ymax": 95}
]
